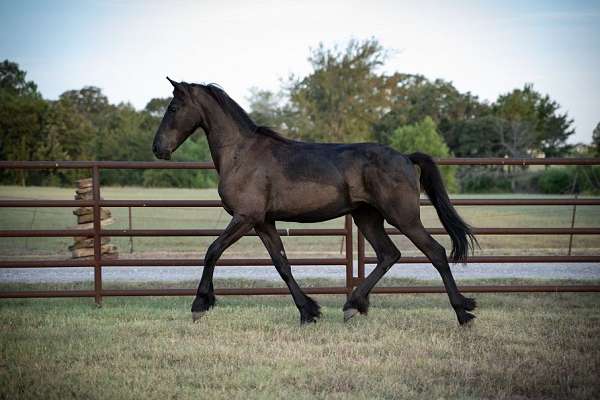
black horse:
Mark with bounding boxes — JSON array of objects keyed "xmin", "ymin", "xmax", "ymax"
[{"xmin": 153, "ymin": 78, "xmax": 477, "ymax": 325}]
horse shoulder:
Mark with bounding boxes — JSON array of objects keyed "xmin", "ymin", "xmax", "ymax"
[{"xmin": 217, "ymin": 167, "xmax": 270, "ymax": 220}]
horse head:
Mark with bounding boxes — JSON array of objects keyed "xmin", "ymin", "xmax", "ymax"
[{"xmin": 152, "ymin": 77, "xmax": 206, "ymax": 160}]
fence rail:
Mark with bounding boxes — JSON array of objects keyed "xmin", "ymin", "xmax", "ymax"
[{"xmin": 1, "ymin": 158, "xmax": 599, "ymax": 303}]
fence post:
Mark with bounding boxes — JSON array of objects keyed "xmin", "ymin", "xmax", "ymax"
[
  {"xmin": 128, "ymin": 206, "xmax": 134, "ymax": 253},
  {"xmin": 568, "ymin": 193, "xmax": 578, "ymax": 256},
  {"xmin": 344, "ymin": 214, "xmax": 353, "ymax": 298},
  {"xmin": 92, "ymin": 165, "xmax": 102, "ymax": 306}
]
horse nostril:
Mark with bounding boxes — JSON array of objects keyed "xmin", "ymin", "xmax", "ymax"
[{"xmin": 152, "ymin": 143, "xmax": 158, "ymax": 154}]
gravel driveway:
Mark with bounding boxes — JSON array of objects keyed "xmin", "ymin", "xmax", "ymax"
[{"xmin": 1, "ymin": 262, "xmax": 599, "ymax": 283}]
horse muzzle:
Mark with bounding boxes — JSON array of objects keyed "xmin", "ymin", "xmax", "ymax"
[{"xmin": 153, "ymin": 142, "xmax": 172, "ymax": 160}]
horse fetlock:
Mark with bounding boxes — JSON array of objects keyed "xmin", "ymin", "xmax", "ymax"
[
  {"xmin": 343, "ymin": 292, "xmax": 369, "ymax": 315},
  {"xmin": 456, "ymin": 309, "xmax": 476, "ymax": 326},
  {"xmin": 461, "ymin": 296, "xmax": 477, "ymax": 311},
  {"xmin": 452, "ymin": 295, "xmax": 477, "ymax": 312},
  {"xmin": 299, "ymin": 296, "xmax": 321, "ymax": 325},
  {"xmin": 191, "ymin": 292, "xmax": 216, "ymax": 313}
]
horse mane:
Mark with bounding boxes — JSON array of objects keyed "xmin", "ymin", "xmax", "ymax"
[{"xmin": 199, "ymin": 83, "xmax": 291, "ymax": 143}]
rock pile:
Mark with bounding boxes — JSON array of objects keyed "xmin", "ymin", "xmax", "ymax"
[{"xmin": 70, "ymin": 178, "xmax": 118, "ymax": 259}]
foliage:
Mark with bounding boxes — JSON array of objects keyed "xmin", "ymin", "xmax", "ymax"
[
  {"xmin": 375, "ymin": 75, "xmax": 489, "ymax": 146},
  {"xmin": 536, "ymin": 168, "xmax": 574, "ymax": 194},
  {"xmin": 534, "ymin": 166, "xmax": 600, "ymax": 195},
  {"xmin": 0, "ymin": 60, "xmax": 47, "ymax": 185},
  {"xmin": 592, "ymin": 122, "xmax": 600, "ymax": 157},
  {"xmin": 246, "ymin": 88, "xmax": 284, "ymax": 128},
  {"xmin": 284, "ymin": 38, "xmax": 394, "ymax": 142},
  {"xmin": 388, "ymin": 117, "xmax": 458, "ymax": 192},
  {"xmin": 459, "ymin": 168, "xmax": 513, "ymax": 193},
  {"xmin": 145, "ymin": 97, "xmax": 172, "ymax": 118},
  {"xmin": 142, "ymin": 135, "xmax": 217, "ymax": 188},
  {"xmin": 0, "ymin": 47, "xmax": 588, "ymax": 191},
  {"xmin": 0, "ymin": 60, "xmax": 214, "ymax": 188},
  {"xmin": 0, "ymin": 59, "xmax": 40, "ymax": 97},
  {"xmin": 493, "ymin": 83, "xmax": 574, "ymax": 156},
  {"xmin": 458, "ymin": 166, "xmax": 600, "ymax": 195}
]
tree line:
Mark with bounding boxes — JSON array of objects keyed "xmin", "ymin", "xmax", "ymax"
[{"xmin": 1, "ymin": 39, "xmax": 598, "ymax": 192}]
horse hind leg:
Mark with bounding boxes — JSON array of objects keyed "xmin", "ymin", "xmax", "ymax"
[
  {"xmin": 374, "ymin": 186, "xmax": 476, "ymax": 324},
  {"xmin": 344, "ymin": 205, "xmax": 401, "ymax": 321},
  {"xmin": 392, "ymin": 215, "xmax": 476, "ymax": 325}
]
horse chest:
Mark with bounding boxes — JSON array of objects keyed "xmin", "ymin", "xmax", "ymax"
[{"xmin": 218, "ymin": 179, "xmax": 267, "ymax": 215}]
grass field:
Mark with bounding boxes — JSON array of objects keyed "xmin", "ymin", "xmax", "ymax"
[
  {"xmin": 1, "ymin": 186, "xmax": 599, "ymax": 261},
  {"xmin": 1, "ymin": 278, "xmax": 599, "ymax": 400}
]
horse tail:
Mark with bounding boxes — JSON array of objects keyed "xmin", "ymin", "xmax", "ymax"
[{"xmin": 408, "ymin": 152, "xmax": 477, "ymax": 263}]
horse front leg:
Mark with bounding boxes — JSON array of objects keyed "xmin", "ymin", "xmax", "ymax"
[
  {"xmin": 255, "ymin": 221, "xmax": 321, "ymax": 324},
  {"xmin": 192, "ymin": 215, "xmax": 253, "ymax": 322}
]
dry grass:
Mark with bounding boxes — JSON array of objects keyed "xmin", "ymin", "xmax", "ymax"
[{"xmin": 1, "ymin": 279, "xmax": 599, "ymax": 400}]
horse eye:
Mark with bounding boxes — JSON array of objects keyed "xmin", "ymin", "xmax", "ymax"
[{"xmin": 168, "ymin": 106, "xmax": 177, "ymax": 113}]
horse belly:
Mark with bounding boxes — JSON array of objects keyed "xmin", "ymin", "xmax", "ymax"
[{"xmin": 268, "ymin": 183, "xmax": 350, "ymax": 222}]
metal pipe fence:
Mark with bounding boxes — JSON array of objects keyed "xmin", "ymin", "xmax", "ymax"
[{"xmin": 0, "ymin": 158, "xmax": 599, "ymax": 304}]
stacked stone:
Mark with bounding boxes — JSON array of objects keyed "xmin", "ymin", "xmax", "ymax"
[{"xmin": 70, "ymin": 178, "xmax": 118, "ymax": 259}]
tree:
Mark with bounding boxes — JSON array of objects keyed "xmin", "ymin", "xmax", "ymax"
[
  {"xmin": 32, "ymin": 98, "xmax": 97, "ymax": 185},
  {"xmin": 0, "ymin": 61, "xmax": 46, "ymax": 185},
  {"xmin": 59, "ymin": 86, "xmax": 110, "ymax": 118},
  {"xmin": 144, "ymin": 97, "xmax": 172, "ymax": 118},
  {"xmin": 388, "ymin": 117, "xmax": 458, "ymax": 192},
  {"xmin": 41, "ymin": 99, "xmax": 96, "ymax": 159},
  {"xmin": 247, "ymin": 88, "xmax": 284, "ymax": 128},
  {"xmin": 493, "ymin": 84, "xmax": 574, "ymax": 156},
  {"xmin": 445, "ymin": 116, "xmax": 504, "ymax": 157},
  {"xmin": 374, "ymin": 75, "xmax": 489, "ymax": 148},
  {"xmin": 0, "ymin": 60, "xmax": 40, "ymax": 97},
  {"xmin": 142, "ymin": 135, "xmax": 216, "ymax": 188},
  {"xmin": 286, "ymin": 38, "xmax": 394, "ymax": 142},
  {"xmin": 592, "ymin": 122, "xmax": 600, "ymax": 157}
]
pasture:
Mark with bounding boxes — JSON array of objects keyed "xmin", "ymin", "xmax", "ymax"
[
  {"xmin": 1, "ymin": 185, "xmax": 599, "ymax": 261},
  {"xmin": 1, "ymin": 186, "xmax": 600, "ymax": 398},
  {"xmin": 1, "ymin": 278, "xmax": 599, "ymax": 399}
]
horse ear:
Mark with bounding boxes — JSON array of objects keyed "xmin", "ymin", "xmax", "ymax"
[
  {"xmin": 166, "ymin": 76, "xmax": 188, "ymax": 98},
  {"xmin": 166, "ymin": 76, "xmax": 178, "ymax": 87}
]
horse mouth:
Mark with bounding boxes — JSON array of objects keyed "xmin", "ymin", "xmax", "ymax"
[{"xmin": 154, "ymin": 151, "xmax": 172, "ymax": 160}]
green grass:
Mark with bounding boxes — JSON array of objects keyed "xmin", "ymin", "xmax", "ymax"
[
  {"xmin": 1, "ymin": 185, "xmax": 599, "ymax": 260},
  {"xmin": 1, "ymin": 279, "xmax": 599, "ymax": 399}
]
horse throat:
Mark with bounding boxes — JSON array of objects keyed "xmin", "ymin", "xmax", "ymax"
[{"xmin": 204, "ymin": 124, "xmax": 254, "ymax": 175}]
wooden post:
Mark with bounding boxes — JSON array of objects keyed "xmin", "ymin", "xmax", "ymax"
[
  {"xmin": 92, "ymin": 166, "xmax": 102, "ymax": 306},
  {"xmin": 128, "ymin": 206, "xmax": 134, "ymax": 253}
]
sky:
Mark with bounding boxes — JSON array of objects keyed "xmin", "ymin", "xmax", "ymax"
[{"xmin": 1, "ymin": 0, "xmax": 599, "ymax": 144}]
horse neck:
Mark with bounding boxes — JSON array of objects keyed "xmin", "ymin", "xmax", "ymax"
[{"xmin": 201, "ymin": 109, "xmax": 255, "ymax": 175}]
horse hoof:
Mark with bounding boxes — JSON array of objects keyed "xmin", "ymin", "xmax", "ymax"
[
  {"xmin": 192, "ymin": 311, "xmax": 206, "ymax": 323},
  {"xmin": 344, "ymin": 308, "xmax": 359, "ymax": 322},
  {"xmin": 457, "ymin": 311, "xmax": 476, "ymax": 326}
]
